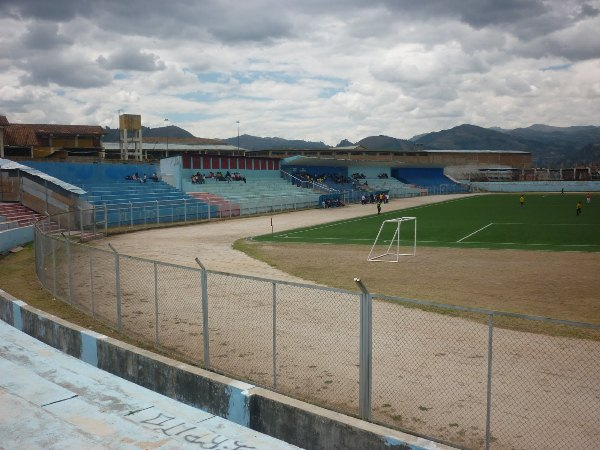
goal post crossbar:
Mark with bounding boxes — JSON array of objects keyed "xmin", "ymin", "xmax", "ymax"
[{"xmin": 367, "ymin": 216, "xmax": 417, "ymax": 262}]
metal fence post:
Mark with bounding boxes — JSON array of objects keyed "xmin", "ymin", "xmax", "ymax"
[
  {"xmin": 354, "ymin": 277, "xmax": 372, "ymax": 420},
  {"xmin": 272, "ymin": 281, "xmax": 277, "ymax": 389},
  {"xmin": 37, "ymin": 228, "xmax": 44, "ymax": 284},
  {"xmin": 89, "ymin": 248, "xmax": 95, "ymax": 318},
  {"xmin": 104, "ymin": 204, "xmax": 108, "ymax": 235},
  {"xmin": 154, "ymin": 261, "xmax": 159, "ymax": 346},
  {"xmin": 51, "ymin": 236, "xmax": 57, "ymax": 296},
  {"xmin": 92, "ymin": 205, "xmax": 97, "ymax": 237},
  {"xmin": 195, "ymin": 258, "xmax": 210, "ymax": 369},
  {"xmin": 485, "ymin": 313, "xmax": 494, "ymax": 450},
  {"xmin": 79, "ymin": 207, "xmax": 84, "ymax": 240},
  {"xmin": 156, "ymin": 200, "xmax": 160, "ymax": 224},
  {"xmin": 62, "ymin": 233, "xmax": 73, "ymax": 305},
  {"xmin": 108, "ymin": 243, "xmax": 122, "ymax": 331}
]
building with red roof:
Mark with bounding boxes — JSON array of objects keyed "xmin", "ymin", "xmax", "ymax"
[{"xmin": 0, "ymin": 115, "xmax": 105, "ymax": 159}]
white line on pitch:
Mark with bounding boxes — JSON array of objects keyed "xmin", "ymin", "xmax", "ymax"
[{"xmin": 457, "ymin": 223, "xmax": 494, "ymax": 243}]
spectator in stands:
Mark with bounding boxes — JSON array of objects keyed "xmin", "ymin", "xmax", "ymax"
[
  {"xmin": 142, "ymin": 174, "xmax": 147, "ymax": 183},
  {"xmin": 151, "ymin": 172, "xmax": 159, "ymax": 182}
]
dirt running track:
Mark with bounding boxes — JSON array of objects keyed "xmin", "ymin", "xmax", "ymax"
[{"xmin": 92, "ymin": 194, "xmax": 600, "ymax": 450}]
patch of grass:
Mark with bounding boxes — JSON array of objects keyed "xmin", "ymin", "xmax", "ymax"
[{"xmin": 254, "ymin": 194, "xmax": 600, "ymax": 252}]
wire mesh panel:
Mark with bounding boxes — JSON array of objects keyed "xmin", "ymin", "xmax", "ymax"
[
  {"xmin": 118, "ymin": 255, "xmax": 160, "ymax": 343},
  {"xmin": 372, "ymin": 297, "xmax": 489, "ymax": 448},
  {"xmin": 52, "ymin": 237, "xmax": 70, "ymax": 303},
  {"xmin": 490, "ymin": 322, "xmax": 600, "ymax": 450},
  {"xmin": 275, "ymin": 283, "xmax": 361, "ymax": 416},
  {"xmin": 69, "ymin": 242, "xmax": 94, "ymax": 313},
  {"xmin": 33, "ymin": 228, "xmax": 46, "ymax": 285},
  {"xmin": 88, "ymin": 246, "xmax": 118, "ymax": 326},
  {"xmin": 155, "ymin": 262, "xmax": 204, "ymax": 363},
  {"xmin": 206, "ymin": 272, "xmax": 275, "ymax": 387}
]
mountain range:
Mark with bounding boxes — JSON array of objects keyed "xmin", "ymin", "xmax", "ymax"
[{"xmin": 102, "ymin": 123, "xmax": 600, "ymax": 167}]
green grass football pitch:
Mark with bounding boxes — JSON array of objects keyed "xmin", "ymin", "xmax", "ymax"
[{"xmin": 255, "ymin": 193, "xmax": 600, "ymax": 252}]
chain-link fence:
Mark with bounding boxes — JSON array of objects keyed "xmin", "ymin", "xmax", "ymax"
[{"xmin": 33, "ymin": 212, "xmax": 600, "ymax": 450}]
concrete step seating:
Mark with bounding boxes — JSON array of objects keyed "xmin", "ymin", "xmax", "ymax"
[
  {"xmin": 359, "ymin": 178, "xmax": 422, "ymax": 195},
  {"xmin": 0, "ymin": 203, "xmax": 46, "ymax": 227},
  {"xmin": 0, "ymin": 320, "xmax": 298, "ymax": 450},
  {"xmin": 187, "ymin": 192, "xmax": 241, "ymax": 217},
  {"xmin": 184, "ymin": 175, "xmax": 322, "ymax": 207}
]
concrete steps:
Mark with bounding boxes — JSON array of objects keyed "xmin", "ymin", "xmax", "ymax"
[
  {"xmin": 0, "ymin": 320, "xmax": 300, "ymax": 449},
  {"xmin": 0, "ymin": 202, "xmax": 46, "ymax": 227}
]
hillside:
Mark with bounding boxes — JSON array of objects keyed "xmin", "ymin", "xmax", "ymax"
[
  {"xmin": 413, "ymin": 124, "xmax": 532, "ymax": 151},
  {"xmin": 413, "ymin": 124, "xmax": 600, "ymax": 166},
  {"xmin": 222, "ymin": 134, "xmax": 328, "ymax": 150},
  {"xmin": 102, "ymin": 125, "xmax": 194, "ymax": 142},
  {"xmin": 100, "ymin": 122, "xmax": 600, "ymax": 167},
  {"xmin": 356, "ymin": 135, "xmax": 418, "ymax": 150}
]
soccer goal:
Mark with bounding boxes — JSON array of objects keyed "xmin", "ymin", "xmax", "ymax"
[{"xmin": 367, "ymin": 217, "xmax": 417, "ymax": 262}]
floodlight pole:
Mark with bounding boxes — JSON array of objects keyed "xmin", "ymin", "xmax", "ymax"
[{"xmin": 164, "ymin": 118, "xmax": 170, "ymax": 157}]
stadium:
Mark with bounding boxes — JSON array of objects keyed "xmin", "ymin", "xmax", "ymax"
[{"xmin": 1, "ymin": 114, "xmax": 600, "ymax": 450}]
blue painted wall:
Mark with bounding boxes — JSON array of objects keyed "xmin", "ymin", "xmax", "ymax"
[
  {"xmin": 0, "ymin": 225, "xmax": 34, "ymax": 253},
  {"xmin": 24, "ymin": 161, "xmax": 159, "ymax": 185}
]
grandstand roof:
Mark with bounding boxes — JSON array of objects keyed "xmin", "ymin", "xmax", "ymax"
[
  {"xmin": 143, "ymin": 136, "xmax": 224, "ymax": 145},
  {"xmin": 102, "ymin": 142, "xmax": 241, "ymax": 151},
  {"xmin": 426, "ymin": 149, "xmax": 530, "ymax": 154},
  {"xmin": 0, "ymin": 158, "xmax": 86, "ymax": 194}
]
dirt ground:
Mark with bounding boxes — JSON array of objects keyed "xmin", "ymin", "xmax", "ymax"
[{"xmin": 85, "ymin": 194, "xmax": 600, "ymax": 449}]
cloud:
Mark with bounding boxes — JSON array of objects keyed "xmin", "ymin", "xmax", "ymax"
[
  {"xmin": 0, "ymin": 0, "xmax": 599, "ymax": 143},
  {"xmin": 20, "ymin": 21, "xmax": 72, "ymax": 50},
  {"xmin": 20, "ymin": 52, "xmax": 111, "ymax": 88},
  {"xmin": 97, "ymin": 48, "xmax": 166, "ymax": 72}
]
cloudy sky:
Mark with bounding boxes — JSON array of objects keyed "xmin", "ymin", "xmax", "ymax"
[{"xmin": 1, "ymin": 0, "xmax": 599, "ymax": 145}]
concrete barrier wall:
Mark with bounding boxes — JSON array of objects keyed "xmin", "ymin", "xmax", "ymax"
[
  {"xmin": 0, "ymin": 225, "xmax": 33, "ymax": 253},
  {"xmin": 0, "ymin": 290, "xmax": 451, "ymax": 450}
]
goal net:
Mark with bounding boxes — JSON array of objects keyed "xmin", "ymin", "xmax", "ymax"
[{"xmin": 367, "ymin": 217, "xmax": 417, "ymax": 262}]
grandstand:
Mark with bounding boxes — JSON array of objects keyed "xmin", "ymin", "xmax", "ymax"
[
  {"xmin": 184, "ymin": 173, "xmax": 322, "ymax": 215},
  {"xmin": 392, "ymin": 167, "xmax": 467, "ymax": 194}
]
